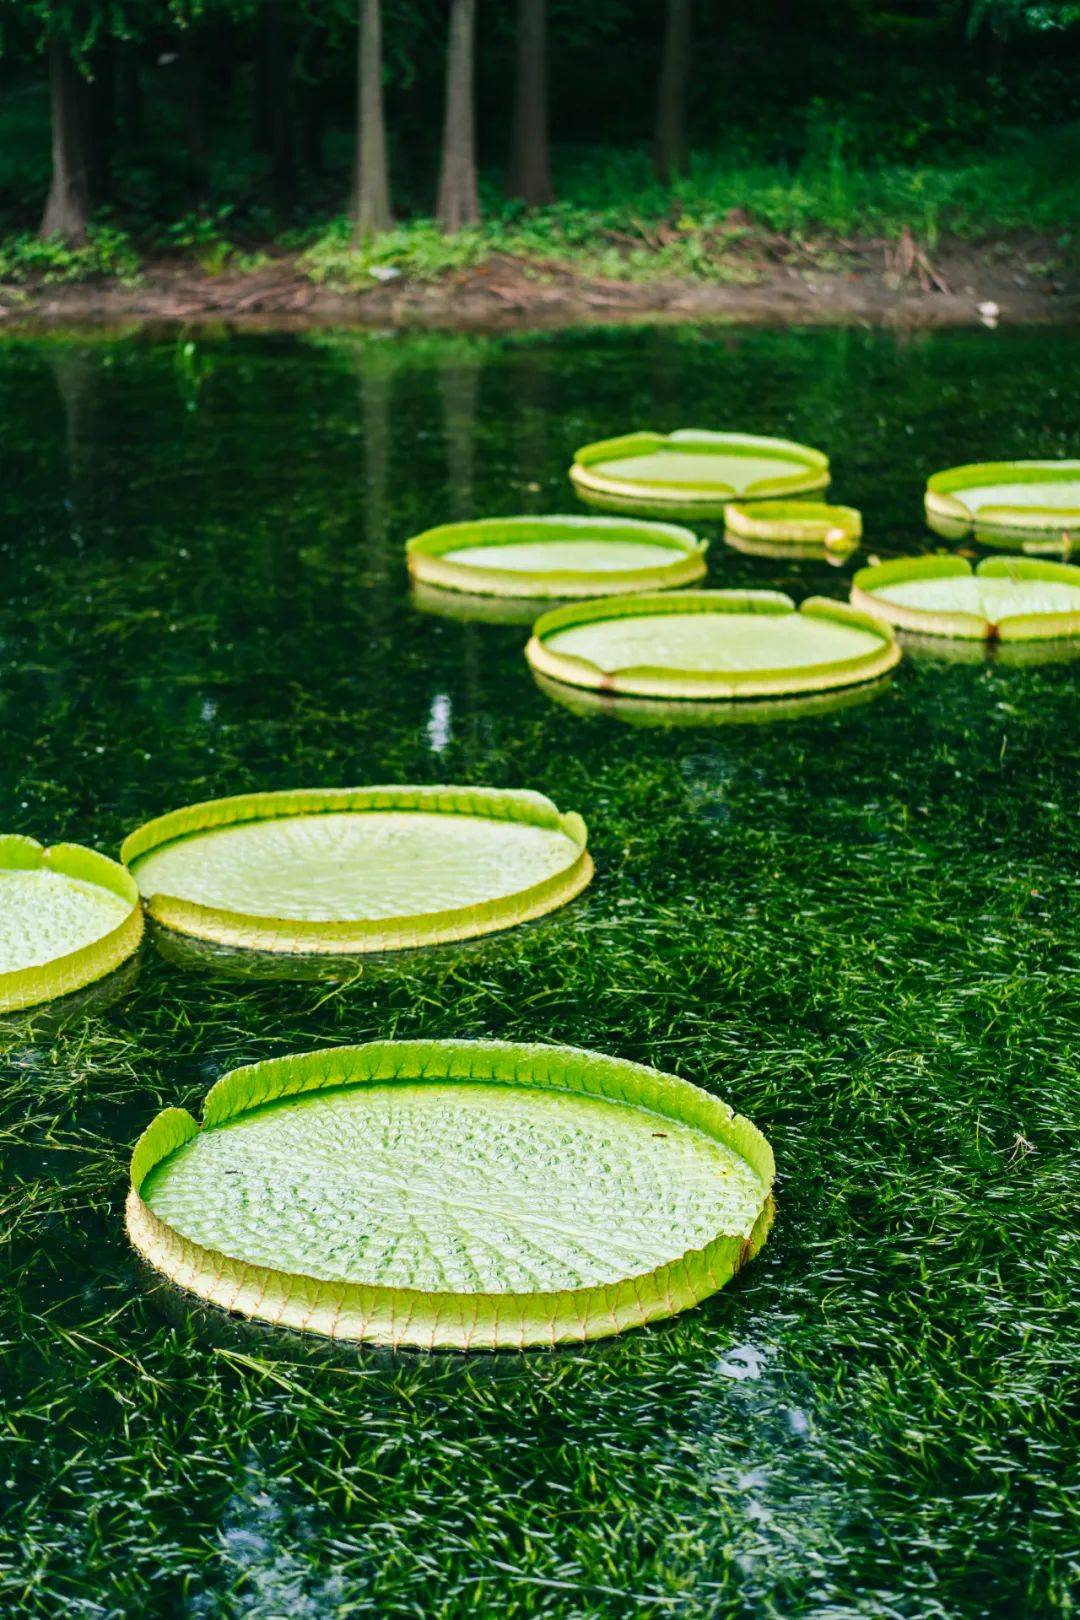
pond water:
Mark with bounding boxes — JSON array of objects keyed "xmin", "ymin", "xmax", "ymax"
[{"xmin": 0, "ymin": 325, "xmax": 1076, "ymax": 1617}]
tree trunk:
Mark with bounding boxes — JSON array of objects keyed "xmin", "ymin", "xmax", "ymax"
[
  {"xmin": 352, "ymin": 0, "xmax": 393, "ymax": 239},
  {"xmin": 508, "ymin": 0, "xmax": 552, "ymax": 207},
  {"xmin": 41, "ymin": 37, "xmax": 91, "ymax": 243},
  {"xmin": 436, "ymin": 0, "xmax": 481, "ymax": 232},
  {"xmin": 653, "ymin": 0, "xmax": 692, "ymax": 184}
]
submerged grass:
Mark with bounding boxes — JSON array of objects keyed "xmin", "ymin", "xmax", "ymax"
[{"xmin": 0, "ymin": 325, "xmax": 1077, "ymax": 1616}]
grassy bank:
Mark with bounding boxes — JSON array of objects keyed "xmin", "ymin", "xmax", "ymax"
[{"xmin": 1, "ymin": 134, "xmax": 1076, "ymax": 292}]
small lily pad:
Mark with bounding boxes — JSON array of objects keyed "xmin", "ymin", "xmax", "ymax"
[
  {"xmin": 725, "ymin": 499, "xmax": 861, "ymax": 551},
  {"xmin": 851, "ymin": 555, "xmax": 1080, "ymax": 641},
  {"xmin": 406, "ymin": 514, "xmax": 707, "ymax": 598},
  {"xmin": 526, "ymin": 590, "xmax": 899, "ymax": 701},
  {"xmin": 570, "ymin": 431, "xmax": 830, "ymax": 516},
  {"xmin": 122, "ymin": 786, "xmax": 592, "ymax": 954},
  {"xmin": 0, "ymin": 835, "xmax": 143, "ymax": 1012},
  {"xmin": 126, "ymin": 1040, "xmax": 775, "ymax": 1350}
]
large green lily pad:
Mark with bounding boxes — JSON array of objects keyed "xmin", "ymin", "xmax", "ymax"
[
  {"xmin": 570, "ymin": 431, "xmax": 830, "ymax": 516},
  {"xmin": 0, "ymin": 835, "xmax": 143, "ymax": 1012},
  {"xmin": 406, "ymin": 514, "xmax": 707, "ymax": 598},
  {"xmin": 126, "ymin": 1040, "xmax": 775, "ymax": 1350},
  {"xmin": 526, "ymin": 590, "xmax": 899, "ymax": 700},
  {"xmin": 925, "ymin": 461, "xmax": 1080, "ymax": 550},
  {"xmin": 851, "ymin": 555, "xmax": 1080, "ymax": 641},
  {"xmin": 122, "ymin": 787, "xmax": 592, "ymax": 954}
]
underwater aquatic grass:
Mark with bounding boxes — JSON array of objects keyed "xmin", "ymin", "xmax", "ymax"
[{"xmin": 0, "ymin": 325, "xmax": 1076, "ymax": 1615}]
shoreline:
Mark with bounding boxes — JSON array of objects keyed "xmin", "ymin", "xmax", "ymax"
[{"xmin": 0, "ymin": 245, "xmax": 1075, "ymax": 333}]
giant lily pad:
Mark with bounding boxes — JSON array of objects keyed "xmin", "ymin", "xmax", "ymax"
[
  {"xmin": 122, "ymin": 787, "xmax": 592, "ymax": 954},
  {"xmin": 406, "ymin": 514, "xmax": 707, "ymax": 598},
  {"xmin": 925, "ymin": 461, "xmax": 1080, "ymax": 551},
  {"xmin": 851, "ymin": 555, "xmax": 1080, "ymax": 641},
  {"xmin": 570, "ymin": 431, "xmax": 829, "ymax": 516},
  {"xmin": 126, "ymin": 1040, "xmax": 775, "ymax": 1350},
  {"xmin": 0, "ymin": 835, "xmax": 143, "ymax": 1012},
  {"xmin": 526, "ymin": 590, "xmax": 899, "ymax": 700}
]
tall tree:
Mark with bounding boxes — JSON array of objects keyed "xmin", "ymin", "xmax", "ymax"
[
  {"xmin": 653, "ymin": 0, "xmax": 691, "ymax": 184},
  {"xmin": 41, "ymin": 33, "xmax": 91, "ymax": 241},
  {"xmin": 507, "ymin": 0, "xmax": 552, "ymax": 206},
  {"xmin": 352, "ymin": 0, "xmax": 393, "ymax": 239},
  {"xmin": 436, "ymin": 0, "xmax": 481, "ymax": 232}
]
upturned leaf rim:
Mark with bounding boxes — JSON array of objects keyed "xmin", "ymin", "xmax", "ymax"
[
  {"xmin": 526, "ymin": 589, "xmax": 900, "ymax": 699},
  {"xmin": 850, "ymin": 553, "xmax": 1080, "ymax": 641},
  {"xmin": 126, "ymin": 1039, "xmax": 776, "ymax": 1351},
  {"xmin": 0, "ymin": 834, "xmax": 143, "ymax": 1012},
  {"xmin": 724, "ymin": 499, "xmax": 862, "ymax": 546},
  {"xmin": 570, "ymin": 430, "xmax": 830, "ymax": 514},
  {"xmin": 406, "ymin": 514, "xmax": 708, "ymax": 598},
  {"xmin": 925, "ymin": 459, "xmax": 1080, "ymax": 542},
  {"xmin": 121, "ymin": 786, "xmax": 593, "ymax": 955}
]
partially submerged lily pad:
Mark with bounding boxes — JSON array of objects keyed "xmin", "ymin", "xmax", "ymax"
[
  {"xmin": 925, "ymin": 461, "xmax": 1080, "ymax": 551},
  {"xmin": 526, "ymin": 590, "xmax": 899, "ymax": 700},
  {"xmin": 851, "ymin": 555, "xmax": 1080, "ymax": 641},
  {"xmin": 0, "ymin": 835, "xmax": 143, "ymax": 1012},
  {"xmin": 126, "ymin": 1040, "xmax": 775, "ymax": 1350},
  {"xmin": 406, "ymin": 514, "xmax": 707, "ymax": 598},
  {"xmin": 570, "ymin": 431, "xmax": 830, "ymax": 516},
  {"xmin": 725, "ymin": 499, "xmax": 861, "ymax": 551},
  {"xmin": 122, "ymin": 786, "xmax": 592, "ymax": 954}
]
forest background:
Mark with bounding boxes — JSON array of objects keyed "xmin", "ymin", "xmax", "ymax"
[{"xmin": 0, "ymin": 1, "xmax": 1076, "ymax": 306}]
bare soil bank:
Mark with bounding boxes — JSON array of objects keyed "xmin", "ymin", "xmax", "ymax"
[{"xmin": 0, "ymin": 240, "xmax": 1075, "ymax": 331}]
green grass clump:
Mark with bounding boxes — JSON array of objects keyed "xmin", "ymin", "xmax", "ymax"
[
  {"xmin": 0, "ymin": 221, "xmax": 141, "ymax": 286},
  {"xmin": 300, "ymin": 129, "xmax": 1079, "ymax": 290},
  {"xmin": 1, "ymin": 127, "xmax": 1075, "ymax": 291}
]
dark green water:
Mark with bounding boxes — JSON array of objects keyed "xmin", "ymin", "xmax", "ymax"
[{"xmin": 0, "ymin": 326, "xmax": 1076, "ymax": 1618}]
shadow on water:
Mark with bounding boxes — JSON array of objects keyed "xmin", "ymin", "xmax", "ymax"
[{"xmin": 532, "ymin": 667, "xmax": 897, "ymax": 727}]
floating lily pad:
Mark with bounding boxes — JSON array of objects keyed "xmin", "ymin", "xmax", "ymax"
[
  {"xmin": 570, "ymin": 431, "xmax": 830, "ymax": 516},
  {"xmin": 0, "ymin": 835, "xmax": 143, "ymax": 1012},
  {"xmin": 725, "ymin": 499, "xmax": 861, "ymax": 552},
  {"xmin": 851, "ymin": 555, "xmax": 1080, "ymax": 641},
  {"xmin": 526, "ymin": 590, "xmax": 899, "ymax": 700},
  {"xmin": 406, "ymin": 515, "xmax": 707, "ymax": 598},
  {"xmin": 122, "ymin": 787, "xmax": 592, "ymax": 954},
  {"xmin": 925, "ymin": 461, "xmax": 1080, "ymax": 551},
  {"xmin": 126, "ymin": 1040, "xmax": 775, "ymax": 1350}
]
